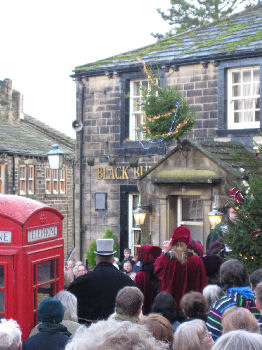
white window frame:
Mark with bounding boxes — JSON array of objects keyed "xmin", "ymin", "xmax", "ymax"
[
  {"xmin": 45, "ymin": 168, "xmax": 51, "ymax": 194},
  {"xmin": 0, "ymin": 164, "xmax": 5, "ymax": 194},
  {"xmin": 128, "ymin": 193, "xmax": 141, "ymax": 256},
  {"xmin": 228, "ymin": 66, "xmax": 260, "ymax": 129},
  {"xmin": 19, "ymin": 165, "xmax": 26, "ymax": 195},
  {"xmin": 28, "ymin": 165, "xmax": 35, "ymax": 195},
  {"xmin": 45, "ymin": 167, "xmax": 66, "ymax": 195},
  {"xmin": 129, "ymin": 79, "xmax": 150, "ymax": 141},
  {"xmin": 59, "ymin": 168, "xmax": 66, "ymax": 194}
]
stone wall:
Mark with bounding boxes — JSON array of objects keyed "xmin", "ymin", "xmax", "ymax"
[{"xmin": 0, "ymin": 79, "xmax": 22, "ymax": 124}]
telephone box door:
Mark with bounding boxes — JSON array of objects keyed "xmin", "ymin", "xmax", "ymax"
[{"xmin": 0, "ymin": 256, "xmax": 14, "ymax": 320}]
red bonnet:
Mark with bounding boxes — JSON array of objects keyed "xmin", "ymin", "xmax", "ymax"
[
  {"xmin": 170, "ymin": 226, "xmax": 192, "ymax": 247},
  {"xmin": 139, "ymin": 245, "xmax": 162, "ymax": 264}
]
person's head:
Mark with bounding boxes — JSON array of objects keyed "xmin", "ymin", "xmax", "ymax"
[
  {"xmin": 65, "ymin": 260, "xmax": 75, "ymax": 271},
  {"xmin": 0, "ymin": 319, "xmax": 21, "ymax": 350},
  {"xmin": 123, "ymin": 260, "xmax": 133, "ymax": 273},
  {"xmin": 173, "ymin": 319, "xmax": 214, "ymax": 350},
  {"xmin": 170, "ymin": 226, "xmax": 192, "ymax": 265},
  {"xmin": 222, "ymin": 306, "xmax": 259, "ymax": 334},
  {"xmin": 55, "ymin": 290, "xmax": 78, "ymax": 322},
  {"xmin": 250, "ymin": 269, "xmax": 262, "ymax": 290},
  {"xmin": 180, "ymin": 291, "xmax": 207, "ymax": 321},
  {"xmin": 219, "ymin": 259, "xmax": 249, "ymax": 290},
  {"xmin": 203, "ymin": 284, "xmax": 225, "ymax": 311},
  {"xmin": 152, "ymin": 291, "xmax": 180, "ymax": 324},
  {"xmin": 64, "ymin": 270, "xmax": 74, "ymax": 289},
  {"xmin": 138, "ymin": 245, "xmax": 162, "ymax": 265},
  {"xmin": 227, "ymin": 207, "xmax": 236, "ymax": 223},
  {"xmin": 75, "ymin": 261, "xmax": 83, "ymax": 267},
  {"xmin": 212, "ymin": 329, "xmax": 262, "ymax": 350},
  {"xmin": 141, "ymin": 313, "xmax": 173, "ymax": 349},
  {"xmin": 37, "ymin": 297, "xmax": 64, "ymax": 324},
  {"xmin": 76, "ymin": 265, "xmax": 87, "ymax": 277},
  {"xmin": 115, "ymin": 286, "xmax": 143, "ymax": 316},
  {"xmin": 255, "ymin": 281, "xmax": 262, "ymax": 312},
  {"xmin": 202, "ymin": 255, "xmax": 223, "ymax": 284},
  {"xmin": 65, "ymin": 320, "xmax": 169, "ymax": 350},
  {"xmin": 124, "ymin": 248, "xmax": 131, "ymax": 259}
]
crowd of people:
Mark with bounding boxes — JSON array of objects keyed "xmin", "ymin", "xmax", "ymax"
[{"xmin": 1, "ymin": 223, "xmax": 262, "ymax": 349}]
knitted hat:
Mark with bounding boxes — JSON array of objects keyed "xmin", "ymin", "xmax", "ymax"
[
  {"xmin": 170, "ymin": 226, "xmax": 192, "ymax": 247},
  {"xmin": 37, "ymin": 297, "xmax": 64, "ymax": 324},
  {"xmin": 139, "ymin": 245, "xmax": 162, "ymax": 264}
]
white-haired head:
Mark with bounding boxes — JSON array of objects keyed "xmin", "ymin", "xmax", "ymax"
[
  {"xmin": 65, "ymin": 320, "xmax": 169, "ymax": 350},
  {"xmin": 55, "ymin": 290, "xmax": 78, "ymax": 322},
  {"xmin": 0, "ymin": 319, "xmax": 21, "ymax": 350}
]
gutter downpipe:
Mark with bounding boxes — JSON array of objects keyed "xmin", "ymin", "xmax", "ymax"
[{"xmin": 79, "ymin": 78, "xmax": 85, "ymax": 261}]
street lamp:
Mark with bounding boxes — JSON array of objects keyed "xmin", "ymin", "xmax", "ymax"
[
  {"xmin": 208, "ymin": 203, "xmax": 223, "ymax": 229},
  {"xmin": 133, "ymin": 203, "xmax": 152, "ymax": 226},
  {"xmin": 47, "ymin": 144, "xmax": 65, "ymax": 170}
]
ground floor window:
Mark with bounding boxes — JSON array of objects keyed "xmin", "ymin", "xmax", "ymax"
[
  {"xmin": 177, "ymin": 197, "xmax": 204, "ymax": 244},
  {"xmin": 128, "ymin": 193, "xmax": 141, "ymax": 256}
]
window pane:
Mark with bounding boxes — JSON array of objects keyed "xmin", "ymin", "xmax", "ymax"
[
  {"xmin": 254, "ymin": 69, "xmax": 260, "ymax": 82},
  {"xmin": 182, "ymin": 198, "xmax": 203, "ymax": 221},
  {"xmin": 232, "ymin": 72, "xmax": 241, "ymax": 83},
  {"xmin": 255, "ymin": 110, "xmax": 260, "ymax": 122},
  {"xmin": 244, "ymin": 99, "xmax": 253, "ymax": 110},
  {"xmin": 132, "ymin": 97, "xmax": 140, "ymax": 112},
  {"xmin": 243, "ymin": 84, "xmax": 251, "ymax": 96},
  {"xmin": 37, "ymin": 260, "xmax": 55, "ymax": 284},
  {"xmin": 234, "ymin": 112, "xmax": 240, "ymax": 123},
  {"xmin": 0, "ymin": 291, "xmax": 4, "ymax": 313},
  {"xmin": 234, "ymin": 100, "xmax": 243, "ymax": 110},
  {"xmin": 243, "ymin": 111, "xmax": 253, "ymax": 122},
  {"xmin": 134, "ymin": 230, "xmax": 141, "ymax": 246},
  {"xmin": 142, "ymin": 80, "xmax": 149, "ymax": 89},
  {"xmin": 253, "ymin": 83, "xmax": 260, "ymax": 95},
  {"xmin": 0, "ymin": 267, "xmax": 4, "ymax": 287},
  {"xmin": 37, "ymin": 283, "xmax": 54, "ymax": 306},
  {"xmin": 133, "ymin": 81, "xmax": 140, "ymax": 96},
  {"xmin": 243, "ymin": 70, "xmax": 251, "ymax": 82},
  {"xmin": 232, "ymin": 85, "xmax": 241, "ymax": 97},
  {"xmin": 132, "ymin": 195, "xmax": 140, "ymax": 228}
]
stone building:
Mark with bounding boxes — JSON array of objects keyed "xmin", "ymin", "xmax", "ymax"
[
  {"xmin": 72, "ymin": 4, "xmax": 262, "ymax": 259},
  {"xmin": 0, "ymin": 79, "xmax": 75, "ymax": 257}
]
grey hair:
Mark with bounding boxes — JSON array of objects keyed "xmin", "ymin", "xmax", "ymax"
[
  {"xmin": 203, "ymin": 284, "xmax": 225, "ymax": 310},
  {"xmin": 65, "ymin": 320, "xmax": 169, "ymax": 350},
  {"xmin": 0, "ymin": 319, "xmax": 21, "ymax": 350},
  {"xmin": 55, "ymin": 290, "xmax": 78, "ymax": 322},
  {"xmin": 173, "ymin": 319, "xmax": 207, "ymax": 350},
  {"xmin": 115, "ymin": 286, "xmax": 143, "ymax": 316},
  {"xmin": 212, "ymin": 330, "xmax": 262, "ymax": 350}
]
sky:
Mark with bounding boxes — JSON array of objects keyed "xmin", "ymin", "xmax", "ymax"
[{"xmin": 0, "ymin": 0, "xmax": 171, "ymax": 138}]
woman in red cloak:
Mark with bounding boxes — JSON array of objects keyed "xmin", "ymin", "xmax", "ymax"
[
  {"xmin": 134, "ymin": 245, "xmax": 162, "ymax": 315},
  {"xmin": 154, "ymin": 226, "xmax": 207, "ymax": 307}
]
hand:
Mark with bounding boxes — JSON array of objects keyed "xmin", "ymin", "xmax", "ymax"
[{"xmin": 162, "ymin": 240, "xmax": 171, "ymax": 253}]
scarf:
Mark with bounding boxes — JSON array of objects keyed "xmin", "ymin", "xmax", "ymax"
[
  {"xmin": 38, "ymin": 322, "xmax": 71, "ymax": 337},
  {"xmin": 228, "ymin": 286, "xmax": 254, "ymax": 299}
]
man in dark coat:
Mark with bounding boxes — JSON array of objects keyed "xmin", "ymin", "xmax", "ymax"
[{"xmin": 68, "ymin": 239, "xmax": 135, "ymax": 323}]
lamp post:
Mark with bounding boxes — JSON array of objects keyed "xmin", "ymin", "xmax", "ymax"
[
  {"xmin": 208, "ymin": 203, "xmax": 223, "ymax": 229},
  {"xmin": 47, "ymin": 144, "xmax": 65, "ymax": 170}
]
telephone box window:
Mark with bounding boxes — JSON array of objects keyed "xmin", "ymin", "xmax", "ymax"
[
  {"xmin": 0, "ymin": 266, "xmax": 5, "ymax": 317},
  {"xmin": 33, "ymin": 258, "xmax": 60, "ymax": 326},
  {"xmin": 0, "ymin": 292, "xmax": 4, "ymax": 313},
  {"xmin": 0, "ymin": 266, "xmax": 4, "ymax": 287}
]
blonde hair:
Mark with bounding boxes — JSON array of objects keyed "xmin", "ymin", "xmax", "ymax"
[
  {"xmin": 173, "ymin": 319, "xmax": 206, "ymax": 350},
  {"xmin": 171, "ymin": 242, "xmax": 188, "ymax": 265},
  {"xmin": 222, "ymin": 307, "xmax": 259, "ymax": 334}
]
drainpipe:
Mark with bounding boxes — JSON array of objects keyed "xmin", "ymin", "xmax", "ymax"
[
  {"xmin": 12, "ymin": 154, "xmax": 15, "ymax": 194},
  {"xmin": 79, "ymin": 79, "xmax": 85, "ymax": 260}
]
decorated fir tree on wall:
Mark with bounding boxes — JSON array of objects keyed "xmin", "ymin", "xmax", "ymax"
[
  {"xmin": 224, "ymin": 144, "xmax": 262, "ymax": 272},
  {"xmin": 137, "ymin": 58, "xmax": 195, "ymax": 144}
]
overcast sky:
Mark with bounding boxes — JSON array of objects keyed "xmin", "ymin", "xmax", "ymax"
[{"xmin": 0, "ymin": 0, "xmax": 170, "ymax": 138}]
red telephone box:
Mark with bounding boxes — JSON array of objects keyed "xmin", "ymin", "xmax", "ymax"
[{"xmin": 0, "ymin": 194, "xmax": 64, "ymax": 340}]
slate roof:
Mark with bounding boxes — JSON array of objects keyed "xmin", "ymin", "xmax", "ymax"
[
  {"xmin": 74, "ymin": 3, "xmax": 262, "ymax": 77},
  {"xmin": 0, "ymin": 115, "xmax": 75, "ymax": 158},
  {"xmin": 140, "ymin": 139, "xmax": 254, "ymax": 181}
]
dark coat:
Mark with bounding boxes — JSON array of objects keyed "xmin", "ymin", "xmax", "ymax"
[
  {"xmin": 68, "ymin": 262, "xmax": 135, "ymax": 322},
  {"xmin": 22, "ymin": 332, "xmax": 69, "ymax": 350}
]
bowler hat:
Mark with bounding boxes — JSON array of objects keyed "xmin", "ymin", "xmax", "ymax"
[{"xmin": 94, "ymin": 238, "xmax": 116, "ymax": 255}]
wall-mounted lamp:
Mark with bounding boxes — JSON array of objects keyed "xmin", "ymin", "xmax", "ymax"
[
  {"xmin": 208, "ymin": 203, "xmax": 223, "ymax": 229},
  {"xmin": 133, "ymin": 203, "xmax": 152, "ymax": 226},
  {"xmin": 47, "ymin": 144, "xmax": 65, "ymax": 170}
]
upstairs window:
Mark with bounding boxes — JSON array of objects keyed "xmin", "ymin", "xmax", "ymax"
[
  {"xmin": 228, "ymin": 66, "xmax": 260, "ymax": 129},
  {"xmin": 129, "ymin": 79, "xmax": 150, "ymax": 141},
  {"xmin": 0, "ymin": 165, "xmax": 5, "ymax": 194},
  {"xmin": 45, "ymin": 167, "xmax": 66, "ymax": 195},
  {"xmin": 19, "ymin": 165, "xmax": 35, "ymax": 195}
]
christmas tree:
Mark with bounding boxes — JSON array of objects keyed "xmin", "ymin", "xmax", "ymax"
[{"xmin": 224, "ymin": 144, "xmax": 262, "ymax": 272}]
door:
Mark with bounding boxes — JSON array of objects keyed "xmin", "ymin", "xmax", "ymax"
[{"xmin": 0, "ymin": 256, "xmax": 14, "ymax": 319}]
